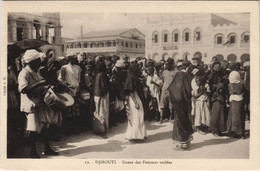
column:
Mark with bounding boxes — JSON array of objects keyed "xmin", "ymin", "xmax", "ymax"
[
  {"xmin": 22, "ymin": 20, "xmax": 30, "ymax": 40},
  {"xmin": 54, "ymin": 25, "xmax": 62, "ymax": 45},
  {"xmin": 41, "ymin": 24, "xmax": 46, "ymax": 41},
  {"xmin": 10, "ymin": 19, "xmax": 17, "ymax": 42},
  {"xmin": 27, "ymin": 22, "xmax": 34, "ymax": 39},
  {"xmin": 46, "ymin": 25, "xmax": 49, "ymax": 42}
]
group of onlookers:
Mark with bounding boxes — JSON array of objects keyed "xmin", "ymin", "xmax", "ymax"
[{"xmin": 7, "ymin": 48, "xmax": 250, "ymax": 156}]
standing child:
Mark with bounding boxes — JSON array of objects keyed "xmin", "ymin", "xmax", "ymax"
[
  {"xmin": 192, "ymin": 76, "xmax": 211, "ymax": 135},
  {"xmin": 227, "ymin": 71, "xmax": 245, "ymax": 138}
]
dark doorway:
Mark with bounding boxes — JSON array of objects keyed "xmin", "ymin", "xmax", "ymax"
[{"xmin": 17, "ymin": 27, "xmax": 23, "ymax": 41}]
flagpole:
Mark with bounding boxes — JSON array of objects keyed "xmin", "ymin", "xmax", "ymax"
[{"xmin": 80, "ymin": 25, "xmax": 83, "ymax": 53}]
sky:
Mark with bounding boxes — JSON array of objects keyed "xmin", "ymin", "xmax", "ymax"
[
  {"xmin": 60, "ymin": 13, "xmax": 150, "ymax": 39},
  {"xmin": 60, "ymin": 13, "xmax": 249, "ymax": 39}
]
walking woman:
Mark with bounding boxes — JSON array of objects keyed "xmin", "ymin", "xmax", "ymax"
[
  {"xmin": 124, "ymin": 63, "xmax": 147, "ymax": 140},
  {"xmin": 168, "ymin": 69, "xmax": 194, "ymax": 150},
  {"xmin": 93, "ymin": 62, "xmax": 110, "ymax": 138}
]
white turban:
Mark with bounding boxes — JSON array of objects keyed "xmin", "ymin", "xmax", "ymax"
[
  {"xmin": 177, "ymin": 62, "xmax": 183, "ymax": 67},
  {"xmin": 115, "ymin": 60, "xmax": 125, "ymax": 68},
  {"xmin": 57, "ymin": 56, "xmax": 66, "ymax": 61},
  {"xmin": 23, "ymin": 49, "xmax": 41, "ymax": 64}
]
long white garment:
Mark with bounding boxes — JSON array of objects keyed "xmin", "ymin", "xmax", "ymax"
[
  {"xmin": 146, "ymin": 74, "xmax": 163, "ymax": 111},
  {"xmin": 125, "ymin": 91, "xmax": 147, "ymax": 140},
  {"xmin": 94, "ymin": 93, "xmax": 110, "ymax": 130},
  {"xmin": 191, "ymin": 78, "xmax": 198, "ymax": 116}
]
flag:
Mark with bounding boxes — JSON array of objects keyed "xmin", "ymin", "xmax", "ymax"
[{"xmin": 223, "ymin": 40, "xmax": 230, "ymax": 45}]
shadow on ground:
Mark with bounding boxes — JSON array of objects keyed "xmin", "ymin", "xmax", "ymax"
[{"xmin": 59, "ymin": 140, "xmax": 125, "ymax": 157}]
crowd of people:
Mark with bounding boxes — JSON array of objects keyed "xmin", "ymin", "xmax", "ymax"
[{"xmin": 7, "ymin": 48, "xmax": 250, "ymax": 157}]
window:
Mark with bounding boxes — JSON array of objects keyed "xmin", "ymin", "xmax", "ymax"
[
  {"xmin": 164, "ymin": 34, "xmax": 168, "ymax": 43},
  {"xmin": 113, "ymin": 41, "xmax": 116, "ymax": 46},
  {"xmin": 244, "ymin": 35, "xmax": 249, "ymax": 42},
  {"xmin": 172, "ymin": 29, "xmax": 180, "ymax": 43},
  {"xmin": 66, "ymin": 45, "xmax": 69, "ymax": 49},
  {"xmin": 90, "ymin": 43, "xmax": 93, "ymax": 48},
  {"xmin": 230, "ymin": 36, "xmax": 236, "ymax": 44},
  {"xmin": 214, "ymin": 33, "xmax": 224, "ymax": 45},
  {"xmin": 84, "ymin": 43, "xmax": 88, "ymax": 48},
  {"xmin": 139, "ymin": 43, "xmax": 142, "ymax": 48},
  {"xmin": 152, "ymin": 31, "xmax": 159, "ymax": 44},
  {"xmin": 183, "ymin": 29, "xmax": 191, "ymax": 43},
  {"xmin": 126, "ymin": 42, "xmax": 128, "ymax": 47},
  {"xmin": 121, "ymin": 42, "xmax": 124, "ymax": 47},
  {"xmin": 154, "ymin": 35, "xmax": 158, "ymax": 43},
  {"xmin": 136, "ymin": 43, "xmax": 138, "ymax": 48},
  {"xmin": 217, "ymin": 37, "xmax": 222, "ymax": 44},
  {"xmin": 194, "ymin": 27, "xmax": 202, "ymax": 42},
  {"xmin": 195, "ymin": 32, "xmax": 201, "ymax": 41},
  {"xmin": 227, "ymin": 33, "xmax": 237, "ymax": 45},
  {"xmin": 174, "ymin": 33, "xmax": 178, "ymax": 42},
  {"xmin": 130, "ymin": 42, "xmax": 133, "ymax": 48},
  {"xmin": 185, "ymin": 32, "xmax": 189, "ymax": 41},
  {"xmin": 162, "ymin": 30, "xmax": 169, "ymax": 44},
  {"xmin": 108, "ymin": 42, "xmax": 112, "ymax": 47},
  {"xmin": 241, "ymin": 32, "xmax": 250, "ymax": 43}
]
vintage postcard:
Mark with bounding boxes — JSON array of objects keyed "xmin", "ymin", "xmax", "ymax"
[{"xmin": 1, "ymin": 1, "xmax": 259, "ymax": 170}]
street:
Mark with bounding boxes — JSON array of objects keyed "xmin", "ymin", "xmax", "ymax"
[{"xmin": 32, "ymin": 120, "xmax": 250, "ymax": 159}]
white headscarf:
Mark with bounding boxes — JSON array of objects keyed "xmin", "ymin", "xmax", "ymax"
[
  {"xmin": 243, "ymin": 61, "xmax": 250, "ymax": 68},
  {"xmin": 23, "ymin": 49, "xmax": 41, "ymax": 64},
  {"xmin": 229, "ymin": 71, "xmax": 241, "ymax": 84}
]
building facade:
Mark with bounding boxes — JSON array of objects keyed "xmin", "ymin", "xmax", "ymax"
[
  {"xmin": 146, "ymin": 13, "xmax": 250, "ymax": 63},
  {"xmin": 8, "ymin": 12, "xmax": 63, "ymax": 56},
  {"xmin": 65, "ymin": 28, "xmax": 145, "ymax": 60}
]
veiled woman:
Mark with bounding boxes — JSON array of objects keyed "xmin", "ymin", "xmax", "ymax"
[
  {"xmin": 93, "ymin": 62, "xmax": 110, "ymax": 138},
  {"xmin": 168, "ymin": 69, "xmax": 194, "ymax": 150},
  {"xmin": 124, "ymin": 63, "xmax": 147, "ymax": 140}
]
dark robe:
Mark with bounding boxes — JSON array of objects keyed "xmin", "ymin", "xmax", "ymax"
[
  {"xmin": 124, "ymin": 63, "xmax": 144, "ymax": 101},
  {"xmin": 168, "ymin": 71, "xmax": 194, "ymax": 142},
  {"xmin": 111, "ymin": 69, "xmax": 127, "ymax": 101},
  {"xmin": 226, "ymin": 83, "xmax": 245, "ymax": 135},
  {"xmin": 94, "ymin": 63, "xmax": 110, "ymax": 97},
  {"xmin": 209, "ymin": 83, "xmax": 225, "ymax": 133}
]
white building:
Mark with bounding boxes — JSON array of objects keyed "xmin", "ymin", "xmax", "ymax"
[
  {"xmin": 145, "ymin": 13, "xmax": 250, "ymax": 63},
  {"xmin": 65, "ymin": 28, "xmax": 145, "ymax": 60},
  {"xmin": 8, "ymin": 12, "xmax": 63, "ymax": 56}
]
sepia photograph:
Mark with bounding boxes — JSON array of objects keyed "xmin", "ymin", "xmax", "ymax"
[{"xmin": 1, "ymin": 1, "xmax": 260, "ymax": 170}]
